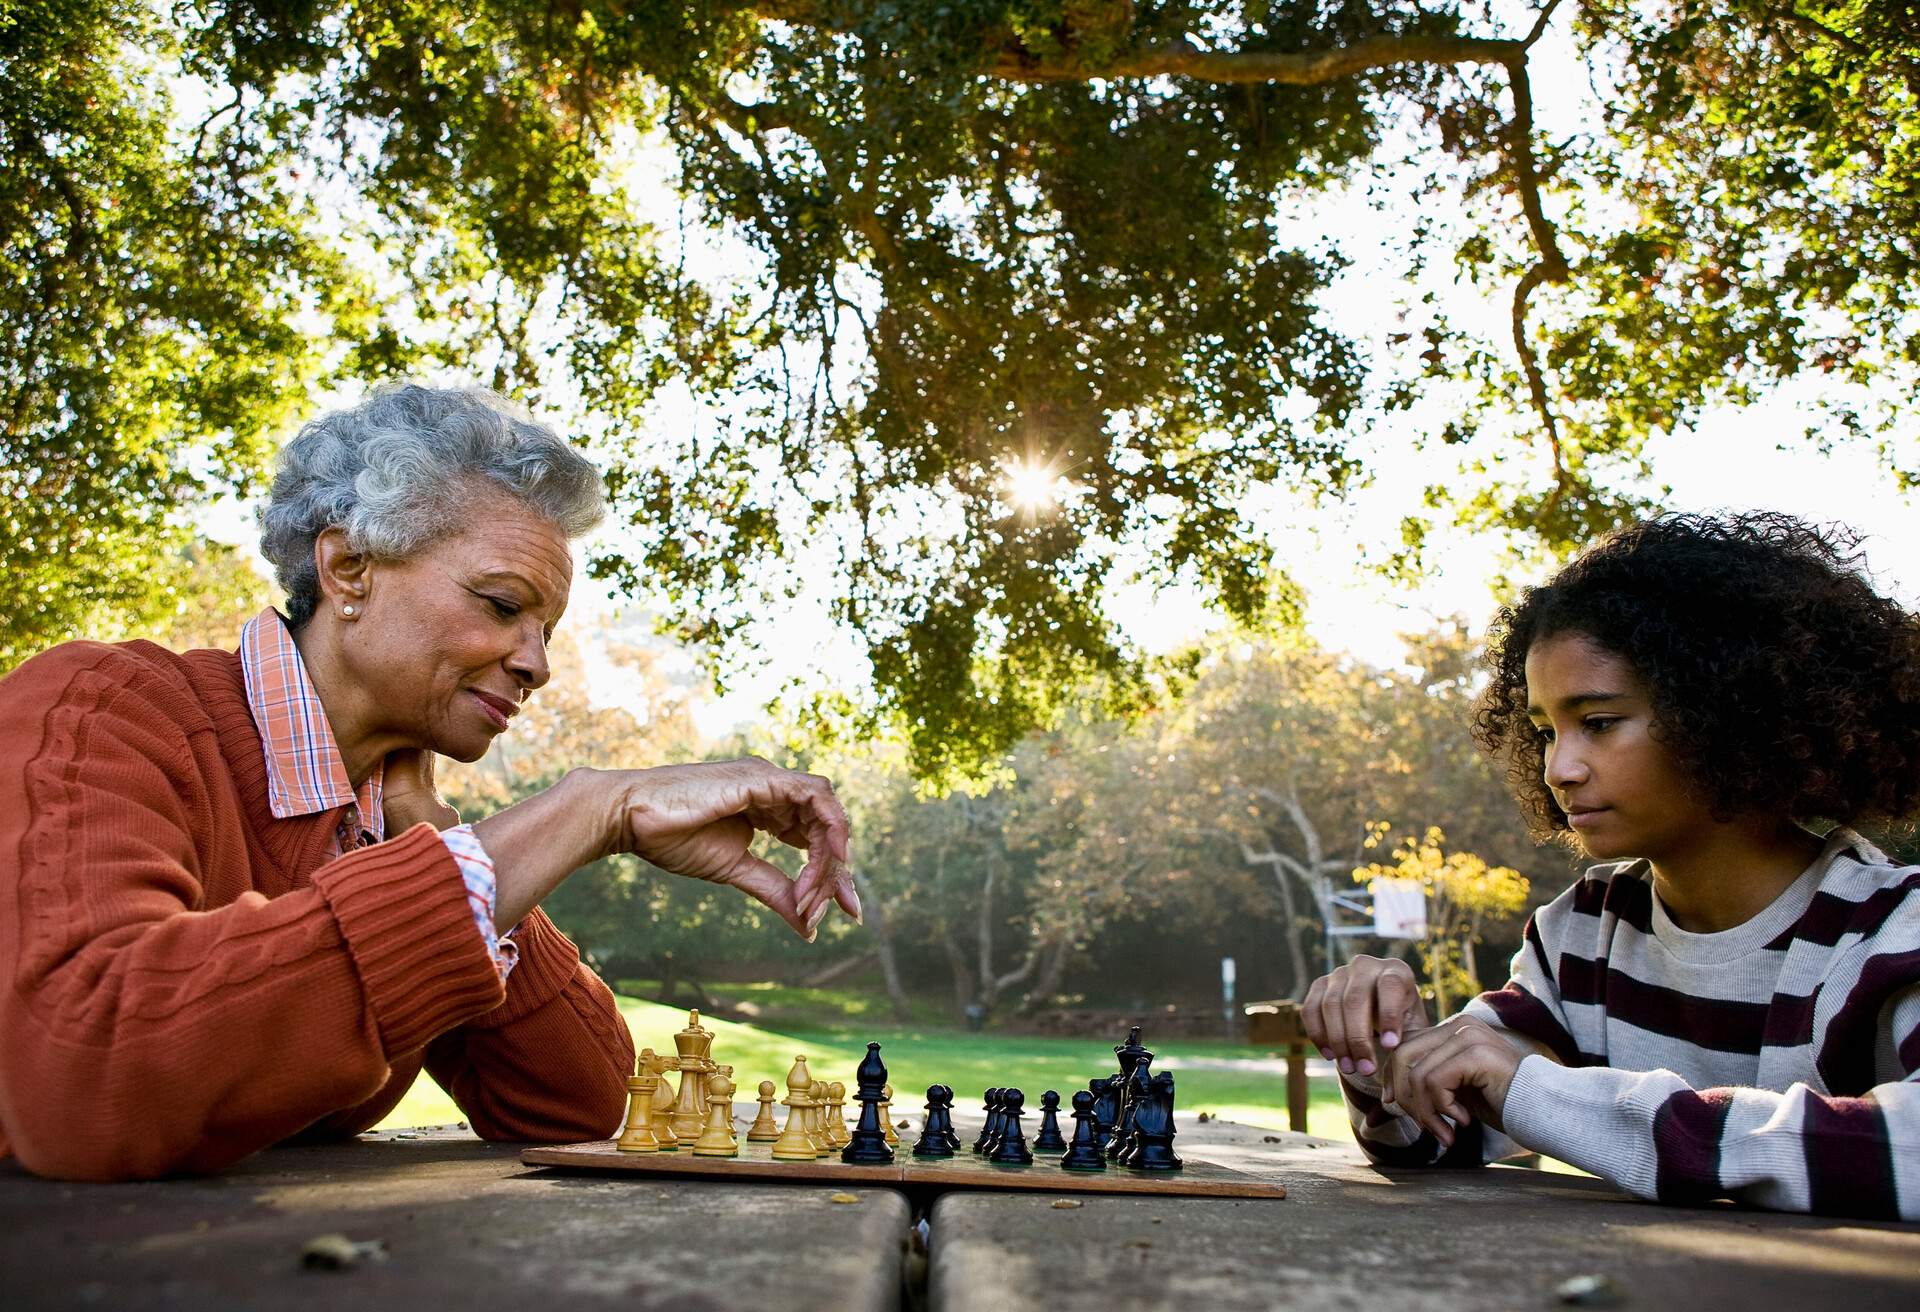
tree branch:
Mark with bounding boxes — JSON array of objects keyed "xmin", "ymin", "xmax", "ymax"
[{"xmin": 988, "ymin": 32, "xmax": 1524, "ymax": 84}]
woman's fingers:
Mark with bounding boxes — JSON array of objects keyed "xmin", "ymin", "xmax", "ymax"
[{"xmin": 714, "ymin": 849, "xmax": 813, "ymax": 940}]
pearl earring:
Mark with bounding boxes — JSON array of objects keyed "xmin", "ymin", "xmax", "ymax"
[{"xmin": 343, "ymin": 604, "xmax": 356, "ymax": 617}]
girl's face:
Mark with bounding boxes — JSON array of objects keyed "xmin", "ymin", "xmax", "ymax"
[{"xmin": 1524, "ymin": 632, "xmax": 1706, "ymax": 862}]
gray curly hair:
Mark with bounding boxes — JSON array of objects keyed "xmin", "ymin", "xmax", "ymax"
[{"xmin": 259, "ymin": 384, "xmax": 606, "ymax": 626}]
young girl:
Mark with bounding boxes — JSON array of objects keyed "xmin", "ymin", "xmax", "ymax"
[{"xmin": 1303, "ymin": 512, "xmax": 1920, "ymax": 1220}]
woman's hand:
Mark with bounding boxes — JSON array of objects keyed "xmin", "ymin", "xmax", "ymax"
[
  {"xmin": 600, "ymin": 759, "xmax": 857, "ymax": 941},
  {"xmin": 470, "ymin": 759, "xmax": 857, "ymax": 940},
  {"xmin": 1377, "ymin": 1015, "xmax": 1522, "ymax": 1149},
  {"xmin": 1302, "ymin": 955, "xmax": 1432, "ymax": 1079},
  {"xmin": 381, "ymin": 748, "xmax": 461, "ymax": 834}
]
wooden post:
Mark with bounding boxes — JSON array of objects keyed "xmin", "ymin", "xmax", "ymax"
[{"xmin": 1244, "ymin": 1000, "xmax": 1311, "ymax": 1134}]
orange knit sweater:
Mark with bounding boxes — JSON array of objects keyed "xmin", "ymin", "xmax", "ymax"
[{"xmin": 0, "ymin": 639, "xmax": 634, "ymax": 1180}]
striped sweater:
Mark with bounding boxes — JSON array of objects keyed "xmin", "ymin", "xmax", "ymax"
[{"xmin": 1341, "ymin": 828, "xmax": 1920, "ymax": 1221}]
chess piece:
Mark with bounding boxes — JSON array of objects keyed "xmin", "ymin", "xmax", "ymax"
[
  {"xmin": 879, "ymin": 1083, "xmax": 898, "ymax": 1146},
  {"xmin": 825, "ymin": 1081, "xmax": 851, "ymax": 1149},
  {"xmin": 1088, "ymin": 1075, "xmax": 1121, "ymax": 1148},
  {"xmin": 981, "ymin": 1089, "xmax": 1011, "ymax": 1157},
  {"xmin": 617, "ymin": 1072, "xmax": 662, "ymax": 1153},
  {"xmin": 713, "ymin": 1064, "xmax": 739, "ymax": 1146},
  {"xmin": 841, "ymin": 1042, "xmax": 895, "ymax": 1165},
  {"xmin": 1108, "ymin": 1027, "xmax": 1155, "ymax": 1162},
  {"xmin": 746, "ymin": 1079, "xmax": 781, "ymax": 1142},
  {"xmin": 986, "ymin": 1088, "xmax": 1033, "ymax": 1166},
  {"xmin": 972, "ymin": 1089, "xmax": 1002, "ymax": 1154},
  {"xmin": 693, "ymin": 1071, "xmax": 739, "ymax": 1156},
  {"xmin": 669, "ymin": 1010, "xmax": 717, "ymax": 1142},
  {"xmin": 809, "ymin": 1080, "xmax": 833, "ymax": 1157},
  {"xmin": 1127, "ymin": 1070, "xmax": 1183, "ymax": 1171},
  {"xmin": 639, "ymin": 1048, "xmax": 681, "ymax": 1150},
  {"xmin": 771, "ymin": 1055, "xmax": 818, "ymax": 1160},
  {"xmin": 1032, "ymin": 1089, "xmax": 1067, "ymax": 1152},
  {"xmin": 1059, "ymin": 1089, "xmax": 1107, "ymax": 1171},
  {"xmin": 912, "ymin": 1086, "xmax": 956, "ymax": 1159},
  {"xmin": 936, "ymin": 1085, "xmax": 963, "ymax": 1152}
]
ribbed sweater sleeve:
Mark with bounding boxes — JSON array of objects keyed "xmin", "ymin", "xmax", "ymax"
[
  {"xmin": 0, "ymin": 646, "xmax": 505, "ymax": 1180},
  {"xmin": 423, "ymin": 908, "xmax": 635, "ymax": 1142}
]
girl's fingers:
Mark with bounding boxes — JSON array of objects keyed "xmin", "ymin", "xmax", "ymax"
[{"xmin": 1319, "ymin": 976, "xmax": 1353, "ymax": 1067}]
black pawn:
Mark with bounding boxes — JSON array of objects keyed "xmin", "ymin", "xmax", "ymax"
[
  {"xmin": 913, "ymin": 1086, "xmax": 955, "ymax": 1158},
  {"xmin": 1059, "ymin": 1090, "xmax": 1107, "ymax": 1172},
  {"xmin": 841, "ymin": 1042, "xmax": 895, "ymax": 1164},
  {"xmin": 986, "ymin": 1088, "xmax": 1033, "ymax": 1166},
  {"xmin": 982, "ymin": 1089, "xmax": 1012, "ymax": 1157},
  {"xmin": 1032, "ymin": 1090, "xmax": 1067, "ymax": 1152},
  {"xmin": 936, "ymin": 1085, "xmax": 963, "ymax": 1152},
  {"xmin": 972, "ymin": 1089, "xmax": 1002, "ymax": 1154}
]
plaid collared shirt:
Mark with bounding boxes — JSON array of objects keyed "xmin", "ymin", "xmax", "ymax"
[{"xmin": 239, "ymin": 608, "xmax": 515, "ymax": 979}]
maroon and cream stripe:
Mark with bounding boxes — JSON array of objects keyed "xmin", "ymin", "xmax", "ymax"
[{"xmin": 1339, "ymin": 828, "xmax": 1920, "ymax": 1221}]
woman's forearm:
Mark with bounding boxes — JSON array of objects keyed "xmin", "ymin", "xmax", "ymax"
[{"xmin": 471, "ymin": 769, "xmax": 613, "ymax": 929}]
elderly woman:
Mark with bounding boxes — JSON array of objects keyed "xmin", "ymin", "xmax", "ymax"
[{"xmin": 0, "ymin": 384, "xmax": 856, "ymax": 1181}]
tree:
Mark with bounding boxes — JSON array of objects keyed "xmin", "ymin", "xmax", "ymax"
[
  {"xmin": 10, "ymin": 2, "xmax": 1914, "ymax": 776},
  {"xmin": 1352, "ymin": 824, "xmax": 1529, "ymax": 1015},
  {"xmin": 1, "ymin": 2, "xmax": 368, "ymax": 670}
]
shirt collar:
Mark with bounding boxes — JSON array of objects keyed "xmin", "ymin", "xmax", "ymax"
[{"xmin": 238, "ymin": 607, "xmax": 384, "ymax": 835}]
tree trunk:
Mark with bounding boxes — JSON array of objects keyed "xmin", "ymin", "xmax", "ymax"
[
  {"xmin": 940, "ymin": 931, "xmax": 976, "ymax": 1018},
  {"xmin": 1019, "ymin": 938, "xmax": 1072, "ymax": 1012},
  {"xmin": 801, "ymin": 947, "xmax": 878, "ymax": 988},
  {"xmin": 854, "ymin": 869, "xmax": 912, "ymax": 1021},
  {"xmin": 976, "ymin": 850, "xmax": 997, "ymax": 1004}
]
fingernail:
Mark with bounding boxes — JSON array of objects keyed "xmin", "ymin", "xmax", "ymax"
[
  {"xmin": 1357, "ymin": 1059, "xmax": 1375, "ymax": 1076},
  {"xmin": 1381, "ymin": 1031, "xmax": 1399, "ymax": 1048},
  {"xmin": 847, "ymin": 882, "xmax": 864, "ymax": 924},
  {"xmin": 806, "ymin": 899, "xmax": 830, "ymax": 932},
  {"xmin": 1318, "ymin": 1047, "xmax": 1333, "ymax": 1060},
  {"xmin": 1339, "ymin": 1058, "xmax": 1354, "ymax": 1074}
]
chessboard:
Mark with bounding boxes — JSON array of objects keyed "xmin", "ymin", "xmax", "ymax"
[
  {"xmin": 550, "ymin": 1009, "xmax": 1286, "ymax": 1201},
  {"xmin": 520, "ymin": 1138, "xmax": 1285, "ymax": 1199}
]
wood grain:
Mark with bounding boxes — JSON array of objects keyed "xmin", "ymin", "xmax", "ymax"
[{"xmin": 521, "ymin": 1139, "xmax": 1286, "ymax": 1199}]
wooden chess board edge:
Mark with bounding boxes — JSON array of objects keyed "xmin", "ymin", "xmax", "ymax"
[{"xmin": 520, "ymin": 1141, "xmax": 1286, "ymax": 1199}]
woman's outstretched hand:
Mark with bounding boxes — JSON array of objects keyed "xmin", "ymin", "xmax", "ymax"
[
  {"xmin": 602, "ymin": 759, "xmax": 857, "ymax": 941},
  {"xmin": 471, "ymin": 759, "xmax": 857, "ymax": 940}
]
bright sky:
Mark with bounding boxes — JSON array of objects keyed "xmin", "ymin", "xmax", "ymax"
[{"xmin": 198, "ymin": 7, "xmax": 1920, "ymax": 739}]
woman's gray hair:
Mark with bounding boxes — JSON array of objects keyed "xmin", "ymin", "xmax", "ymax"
[{"xmin": 259, "ymin": 384, "xmax": 606, "ymax": 626}]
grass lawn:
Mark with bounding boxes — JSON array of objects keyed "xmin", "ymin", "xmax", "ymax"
[{"xmin": 376, "ymin": 994, "xmax": 1353, "ymax": 1141}]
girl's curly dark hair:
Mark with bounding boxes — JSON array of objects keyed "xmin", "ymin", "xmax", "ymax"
[{"xmin": 1473, "ymin": 512, "xmax": 1920, "ymax": 842}]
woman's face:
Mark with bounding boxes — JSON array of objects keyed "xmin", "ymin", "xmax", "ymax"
[
  {"xmin": 1523, "ymin": 632, "xmax": 1706, "ymax": 863},
  {"xmin": 347, "ymin": 489, "xmax": 573, "ymax": 762}
]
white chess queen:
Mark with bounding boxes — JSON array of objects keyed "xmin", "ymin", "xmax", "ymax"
[{"xmin": 0, "ymin": 383, "xmax": 857, "ymax": 1181}]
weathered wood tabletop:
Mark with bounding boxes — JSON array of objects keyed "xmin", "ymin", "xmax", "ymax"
[{"xmin": 1, "ymin": 1119, "xmax": 1914, "ymax": 1311}]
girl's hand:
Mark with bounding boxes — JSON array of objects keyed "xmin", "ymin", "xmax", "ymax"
[
  {"xmin": 599, "ymin": 759, "xmax": 857, "ymax": 941},
  {"xmin": 381, "ymin": 748, "xmax": 461, "ymax": 834},
  {"xmin": 1302, "ymin": 955, "xmax": 1432, "ymax": 1078},
  {"xmin": 1378, "ymin": 1015, "xmax": 1522, "ymax": 1148}
]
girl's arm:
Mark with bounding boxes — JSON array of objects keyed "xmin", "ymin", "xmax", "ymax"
[{"xmin": 1499, "ymin": 984, "xmax": 1920, "ymax": 1221}]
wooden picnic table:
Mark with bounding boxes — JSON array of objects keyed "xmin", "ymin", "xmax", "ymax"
[{"xmin": 2, "ymin": 1119, "xmax": 1914, "ymax": 1310}]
